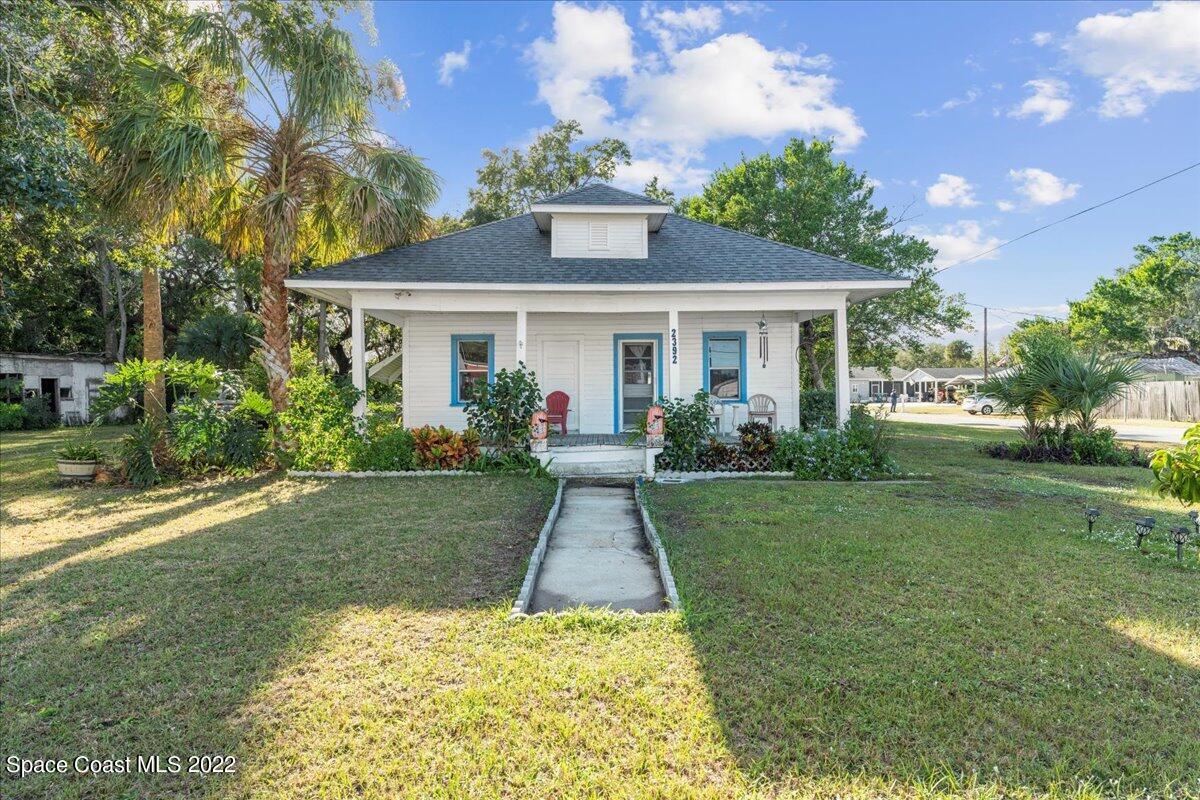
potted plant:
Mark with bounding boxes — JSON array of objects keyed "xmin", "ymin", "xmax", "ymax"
[{"xmin": 54, "ymin": 427, "xmax": 104, "ymax": 481}]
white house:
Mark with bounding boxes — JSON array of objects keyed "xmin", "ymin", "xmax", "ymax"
[
  {"xmin": 286, "ymin": 184, "xmax": 910, "ymax": 440},
  {"xmin": 0, "ymin": 352, "xmax": 114, "ymax": 423}
]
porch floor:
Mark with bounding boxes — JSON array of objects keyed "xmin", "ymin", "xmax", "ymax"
[{"xmin": 549, "ymin": 433, "xmax": 641, "ymax": 447}]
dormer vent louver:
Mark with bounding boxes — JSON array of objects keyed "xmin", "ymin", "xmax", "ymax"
[{"xmin": 588, "ymin": 222, "xmax": 609, "ymax": 250}]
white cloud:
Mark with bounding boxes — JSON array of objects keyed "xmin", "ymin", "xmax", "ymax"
[
  {"xmin": 916, "ymin": 87, "xmax": 981, "ymax": 117},
  {"xmin": 527, "ymin": 2, "xmax": 636, "ymax": 131},
  {"xmin": 437, "ymin": 41, "xmax": 472, "ymax": 87},
  {"xmin": 1065, "ymin": 1, "xmax": 1200, "ymax": 117},
  {"xmin": 642, "ymin": 4, "xmax": 723, "ymax": 53},
  {"xmin": 908, "ymin": 221, "xmax": 1002, "ymax": 270},
  {"xmin": 524, "ymin": 2, "xmax": 862, "ymax": 194},
  {"xmin": 1031, "ymin": 31, "xmax": 1053, "ymax": 46},
  {"xmin": 622, "ymin": 33, "xmax": 863, "ymax": 149},
  {"xmin": 1008, "ymin": 167, "xmax": 1080, "ymax": 205},
  {"xmin": 1009, "ymin": 78, "xmax": 1073, "ymax": 124},
  {"xmin": 724, "ymin": 0, "xmax": 768, "ymax": 17},
  {"xmin": 864, "ymin": 177, "xmax": 883, "ymax": 191},
  {"xmin": 925, "ymin": 173, "xmax": 979, "ymax": 207},
  {"xmin": 613, "ymin": 153, "xmax": 711, "ymax": 193},
  {"xmin": 996, "ymin": 199, "xmax": 1016, "ymax": 212}
]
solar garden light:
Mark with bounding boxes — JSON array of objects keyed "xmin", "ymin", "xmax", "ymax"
[
  {"xmin": 1083, "ymin": 506, "xmax": 1100, "ymax": 533},
  {"xmin": 1133, "ymin": 517, "xmax": 1156, "ymax": 549},
  {"xmin": 1169, "ymin": 525, "xmax": 1190, "ymax": 564}
]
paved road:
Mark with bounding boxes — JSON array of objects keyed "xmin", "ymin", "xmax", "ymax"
[{"xmin": 887, "ymin": 410, "xmax": 1188, "ymax": 444}]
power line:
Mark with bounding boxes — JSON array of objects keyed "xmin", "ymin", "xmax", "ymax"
[
  {"xmin": 935, "ymin": 161, "xmax": 1200, "ymax": 273},
  {"xmin": 962, "ymin": 300, "xmax": 1066, "ymax": 322}
]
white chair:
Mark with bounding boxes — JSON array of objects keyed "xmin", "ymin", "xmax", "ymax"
[
  {"xmin": 708, "ymin": 396, "xmax": 724, "ymax": 434},
  {"xmin": 747, "ymin": 394, "xmax": 777, "ymax": 429}
]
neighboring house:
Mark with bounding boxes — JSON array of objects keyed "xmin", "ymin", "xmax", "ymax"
[
  {"xmin": 286, "ymin": 184, "xmax": 909, "ymax": 436},
  {"xmin": 368, "ymin": 352, "xmax": 403, "ymax": 384},
  {"xmin": 899, "ymin": 367, "xmax": 976, "ymax": 401},
  {"xmin": 1134, "ymin": 356, "xmax": 1200, "ymax": 382},
  {"xmin": 0, "ymin": 352, "xmax": 114, "ymax": 423},
  {"xmin": 848, "ymin": 366, "xmax": 908, "ymax": 402}
]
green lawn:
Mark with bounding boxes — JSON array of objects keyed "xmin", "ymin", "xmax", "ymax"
[{"xmin": 1, "ymin": 424, "xmax": 1196, "ymax": 799}]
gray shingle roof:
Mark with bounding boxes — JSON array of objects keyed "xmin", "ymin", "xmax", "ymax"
[
  {"xmin": 1136, "ymin": 357, "xmax": 1200, "ymax": 376},
  {"xmin": 850, "ymin": 366, "xmax": 908, "ymax": 381},
  {"xmin": 535, "ymin": 183, "xmax": 668, "ymax": 206},
  {"xmin": 293, "ymin": 211, "xmax": 895, "ymax": 285}
]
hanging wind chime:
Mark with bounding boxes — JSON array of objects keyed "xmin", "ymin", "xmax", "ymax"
[{"xmin": 757, "ymin": 314, "xmax": 769, "ymax": 367}]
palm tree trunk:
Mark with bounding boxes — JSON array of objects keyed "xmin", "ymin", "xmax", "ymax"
[
  {"xmin": 142, "ymin": 263, "xmax": 166, "ymax": 424},
  {"xmin": 260, "ymin": 243, "xmax": 293, "ymax": 413}
]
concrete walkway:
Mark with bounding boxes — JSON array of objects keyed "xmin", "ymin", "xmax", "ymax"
[{"xmin": 530, "ymin": 484, "xmax": 666, "ymax": 613}]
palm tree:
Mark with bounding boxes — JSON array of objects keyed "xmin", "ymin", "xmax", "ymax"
[
  {"xmin": 89, "ymin": 2, "xmax": 438, "ymax": 412},
  {"xmin": 1026, "ymin": 350, "xmax": 1140, "ymax": 435},
  {"xmin": 979, "ymin": 363, "xmax": 1049, "ymax": 442}
]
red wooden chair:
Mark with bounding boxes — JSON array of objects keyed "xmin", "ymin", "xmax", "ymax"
[{"xmin": 545, "ymin": 391, "xmax": 570, "ymax": 435}]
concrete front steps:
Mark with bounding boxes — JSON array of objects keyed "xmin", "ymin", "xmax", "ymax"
[{"xmin": 545, "ymin": 445, "xmax": 647, "ymax": 477}]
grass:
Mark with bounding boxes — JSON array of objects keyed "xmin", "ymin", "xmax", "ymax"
[{"xmin": 1, "ymin": 424, "xmax": 1197, "ymax": 798}]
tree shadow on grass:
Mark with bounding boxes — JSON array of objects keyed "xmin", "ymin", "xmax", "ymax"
[
  {"xmin": 652, "ymin": 479, "xmax": 1200, "ymax": 797},
  {"xmin": 1, "ymin": 474, "xmax": 553, "ymax": 799}
]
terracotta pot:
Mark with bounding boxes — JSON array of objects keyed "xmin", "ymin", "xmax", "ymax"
[{"xmin": 56, "ymin": 459, "xmax": 98, "ymax": 481}]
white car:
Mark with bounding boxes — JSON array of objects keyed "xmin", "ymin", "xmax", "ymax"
[{"xmin": 962, "ymin": 393, "xmax": 1000, "ymax": 415}]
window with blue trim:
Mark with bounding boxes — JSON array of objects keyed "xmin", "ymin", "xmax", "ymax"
[
  {"xmin": 703, "ymin": 332, "xmax": 746, "ymax": 401},
  {"xmin": 450, "ymin": 334, "xmax": 494, "ymax": 406}
]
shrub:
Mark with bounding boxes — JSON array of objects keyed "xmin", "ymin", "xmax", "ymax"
[
  {"xmin": 981, "ymin": 425, "xmax": 1144, "ymax": 467},
  {"xmin": 464, "ymin": 365, "xmax": 542, "ymax": 449},
  {"xmin": 797, "ymin": 390, "xmax": 835, "ymax": 431},
  {"xmin": 737, "ymin": 420, "xmax": 776, "ymax": 467},
  {"xmin": 775, "ymin": 407, "xmax": 898, "ymax": 480},
  {"xmin": 170, "ymin": 397, "xmax": 229, "ymax": 475},
  {"xmin": 0, "ymin": 403, "xmax": 23, "ymax": 431},
  {"xmin": 20, "ymin": 396, "xmax": 57, "ymax": 430},
  {"xmin": 658, "ymin": 391, "xmax": 714, "ymax": 471},
  {"xmin": 351, "ymin": 416, "xmax": 415, "ymax": 471},
  {"xmin": 121, "ymin": 420, "xmax": 164, "ymax": 488},
  {"xmin": 279, "ymin": 370, "xmax": 360, "ymax": 470},
  {"xmin": 411, "ymin": 425, "xmax": 481, "ymax": 470},
  {"xmin": 222, "ymin": 408, "xmax": 271, "ymax": 474},
  {"xmin": 471, "ymin": 449, "xmax": 553, "ymax": 478},
  {"xmin": 1150, "ymin": 423, "xmax": 1200, "ymax": 505}
]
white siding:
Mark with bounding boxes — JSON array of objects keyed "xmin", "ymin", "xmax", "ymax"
[
  {"xmin": 398, "ymin": 310, "xmax": 798, "ymax": 433},
  {"xmin": 550, "ymin": 213, "xmax": 647, "ymax": 259}
]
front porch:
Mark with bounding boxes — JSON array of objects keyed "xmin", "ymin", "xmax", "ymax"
[{"xmin": 330, "ymin": 288, "xmax": 867, "ymax": 436}]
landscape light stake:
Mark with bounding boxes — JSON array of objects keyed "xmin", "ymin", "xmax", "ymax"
[
  {"xmin": 1134, "ymin": 517, "xmax": 1156, "ymax": 550},
  {"xmin": 1084, "ymin": 507, "xmax": 1100, "ymax": 533},
  {"xmin": 1169, "ymin": 525, "xmax": 1190, "ymax": 564}
]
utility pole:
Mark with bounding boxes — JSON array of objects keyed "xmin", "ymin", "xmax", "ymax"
[{"xmin": 982, "ymin": 307, "xmax": 988, "ymax": 380}]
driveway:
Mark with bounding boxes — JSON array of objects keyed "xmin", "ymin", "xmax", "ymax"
[{"xmin": 886, "ymin": 410, "xmax": 1189, "ymax": 444}]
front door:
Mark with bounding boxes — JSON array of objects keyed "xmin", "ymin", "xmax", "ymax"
[
  {"xmin": 619, "ymin": 340, "xmax": 657, "ymax": 431},
  {"xmin": 541, "ymin": 339, "xmax": 580, "ymax": 431}
]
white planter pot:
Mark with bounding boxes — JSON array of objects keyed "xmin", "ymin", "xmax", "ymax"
[{"xmin": 56, "ymin": 459, "xmax": 98, "ymax": 481}]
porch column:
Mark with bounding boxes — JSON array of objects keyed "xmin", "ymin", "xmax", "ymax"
[
  {"xmin": 515, "ymin": 309, "xmax": 527, "ymax": 367},
  {"xmin": 350, "ymin": 302, "xmax": 367, "ymax": 420},
  {"xmin": 833, "ymin": 299, "xmax": 850, "ymax": 426},
  {"xmin": 668, "ymin": 309, "xmax": 680, "ymax": 399}
]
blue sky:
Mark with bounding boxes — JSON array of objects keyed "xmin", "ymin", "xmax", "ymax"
[{"xmin": 352, "ymin": 1, "xmax": 1200, "ymax": 346}]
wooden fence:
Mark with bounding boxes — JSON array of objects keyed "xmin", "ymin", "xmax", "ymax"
[{"xmin": 1098, "ymin": 380, "xmax": 1200, "ymax": 423}]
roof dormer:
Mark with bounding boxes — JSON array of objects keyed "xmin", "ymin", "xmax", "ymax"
[{"xmin": 530, "ymin": 184, "xmax": 670, "ymax": 260}]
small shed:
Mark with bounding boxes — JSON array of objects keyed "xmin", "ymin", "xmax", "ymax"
[{"xmin": 0, "ymin": 352, "xmax": 114, "ymax": 423}]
